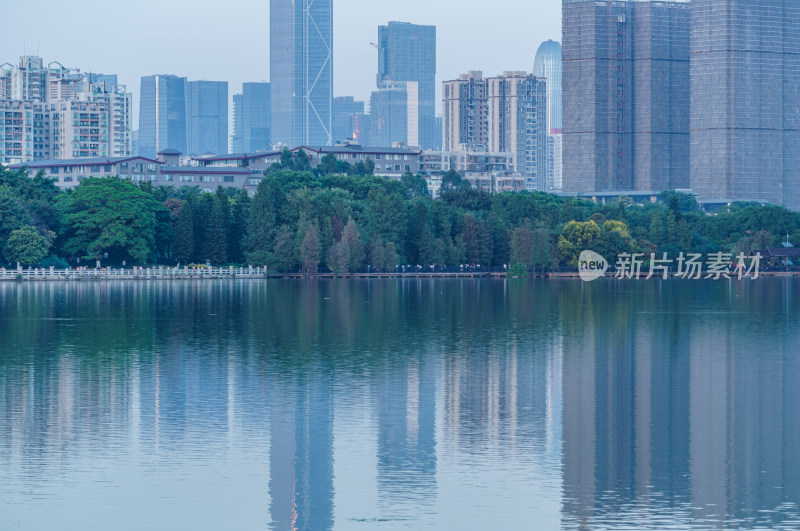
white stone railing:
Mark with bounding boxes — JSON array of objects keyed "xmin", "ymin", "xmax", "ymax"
[{"xmin": 0, "ymin": 265, "xmax": 269, "ymax": 280}]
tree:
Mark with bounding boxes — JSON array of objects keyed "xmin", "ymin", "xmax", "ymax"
[
  {"xmin": 57, "ymin": 178, "xmax": 165, "ymax": 264},
  {"xmin": 203, "ymin": 186, "xmax": 230, "ymax": 264},
  {"xmin": 172, "ymin": 198, "xmax": 194, "ymax": 264},
  {"xmin": 368, "ymin": 234, "xmax": 385, "ymax": 270},
  {"xmin": 244, "ymin": 177, "xmax": 283, "ymax": 264},
  {"xmin": 441, "ymin": 169, "xmax": 469, "ymax": 190},
  {"xmin": 0, "ymin": 185, "xmax": 30, "ymax": 247},
  {"xmin": 557, "ymin": 220, "xmax": 601, "ymax": 266},
  {"xmin": 228, "ymin": 190, "xmax": 250, "ymax": 264},
  {"xmin": 462, "ymin": 214, "xmax": 481, "ymax": 264},
  {"xmin": 319, "ymin": 152, "xmax": 338, "ymax": 175},
  {"xmin": 271, "ymin": 226, "xmax": 298, "ymax": 272},
  {"xmin": 4, "ymin": 226, "xmax": 53, "ymax": 266},
  {"xmin": 402, "ymin": 172, "xmax": 429, "ymax": 199},
  {"xmin": 299, "ymin": 225, "xmax": 320, "ymax": 275},
  {"xmin": 192, "ymin": 193, "xmax": 214, "ymax": 263},
  {"xmin": 510, "ymin": 223, "xmax": 534, "ymax": 266},
  {"xmin": 340, "ymin": 218, "xmax": 364, "ymax": 271}
]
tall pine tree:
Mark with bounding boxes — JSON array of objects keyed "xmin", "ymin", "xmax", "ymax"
[
  {"xmin": 204, "ymin": 186, "xmax": 230, "ymax": 265},
  {"xmin": 172, "ymin": 198, "xmax": 194, "ymax": 265}
]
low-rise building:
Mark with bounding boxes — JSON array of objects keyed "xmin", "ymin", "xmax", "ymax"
[
  {"xmin": 7, "ymin": 149, "xmax": 256, "ymax": 192},
  {"xmin": 194, "ymin": 144, "xmax": 424, "ymax": 180}
]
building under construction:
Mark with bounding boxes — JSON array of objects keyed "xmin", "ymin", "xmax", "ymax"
[{"xmin": 562, "ymin": 0, "xmax": 690, "ymax": 195}]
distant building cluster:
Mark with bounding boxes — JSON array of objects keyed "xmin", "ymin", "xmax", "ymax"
[
  {"xmin": 0, "ymin": 6, "xmax": 568, "ymax": 200},
  {"xmin": 12, "ymin": 0, "xmax": 799, "ymax": 209}
]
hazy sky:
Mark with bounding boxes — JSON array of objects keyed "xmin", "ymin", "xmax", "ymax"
[{"xmin": 2, "ymin": 0, "xmax": 562, "ymax": 129}]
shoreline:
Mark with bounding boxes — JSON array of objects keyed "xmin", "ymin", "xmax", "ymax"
[{"xmin": 0, "ymin": 268, "xmax": 796, "ymax": 281}]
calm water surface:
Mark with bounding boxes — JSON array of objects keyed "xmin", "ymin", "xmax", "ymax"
[{"xmin": 0, "ymin": 279, "xmax": 799, "ymax": 530}]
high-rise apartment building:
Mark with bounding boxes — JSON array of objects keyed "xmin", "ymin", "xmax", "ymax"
[
  {"xmin": 138, "ymin": 75, "xmax": 187, "ymax": 158},
  {"xmin": 562, "ymin": 0, "xmax": 690, "ymax": 195},
  {"xmin": 0, "ymin": 57, "xmax": 131, "ymax": 164},
  {"xmin": 377, "ymin": 22, "xmax": 436, "ymax": 149},
  {"xmin": 487, "ymin": 72, "xmax": 548, "ymax": 192},
  {"xmin": 533, "ymin": 40, "xmax": 564, "ymax": 190},
  {"xmin": 186, "ymin": 80, "xmax": 228, "ymax": 155},
  {"xmin": 442, "ymin": 71, "xmax": 488, "ymax": 152},
  {"xmin": 370, "ymin": 81, "xmax": 419, "ymax": 148},
  {"xmin": 270, "ymin": 0, "xmax": 333, "ymax": 147},
  {"xmin": 690, "ymin": 1, "xmax": 800, "ymax": 210}
]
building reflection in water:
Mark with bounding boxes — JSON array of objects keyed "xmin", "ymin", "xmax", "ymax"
[
  {"xmin": 5, "ymin": 280, "xmax": 800, "ymax": 529},
  {"xmin": 561, "ymin": 280, "xmax": 800, "ymax": 529}
]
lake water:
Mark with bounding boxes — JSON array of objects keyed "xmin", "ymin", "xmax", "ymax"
[{"xmin": 1, "ymin": 278, "xmax": 799, "ymax": 530}]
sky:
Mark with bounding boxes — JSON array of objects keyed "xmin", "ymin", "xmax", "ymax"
[{"xmin": 1, "ymin": 0, "xmax": 562, "ymax": 130}]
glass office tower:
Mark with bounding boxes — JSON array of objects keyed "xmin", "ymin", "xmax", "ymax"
[
  {"xmin": 233, "ymin": 82, "xmax": 271, "ymax": 153},
  {"xmin": 270, "ymin": 0, "xmax": 333, "ymax": 147},
  {"xmin": 534, "ymin": 40, "xmax": 563, "ymax": 190},
  {"xmin": 138, "ymin": 75, "xmax": 187, "ymax": 158},
  {"xmin": 377, "ymin": 22, "xmax": 436, "ymax": 149},
  {"xmin": 186, "ymin": 80, "xmax": 228, "ymax": 155}
]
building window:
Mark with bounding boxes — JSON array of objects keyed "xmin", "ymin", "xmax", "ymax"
[
  {"xmin": 162, "ymin": 175, "xmax": 173, "ymax": 182},
  {"xmin": 248, "ymin": 178, "xmax": 261, "ymax": 185},
  {"xmin": 394, "ymin": 165, "xmax": 400, "ymax": 171},
  {"xmin": 405, "ymin": 165, "xmax": 410, "ymax": 172},
  {"xmin": 50, "ymin": 167, "xmax": 59, "ymax": 175},
  {"xmin": 63, "ymin": 176, "xmax": 73, "ymax": 182},
  {"xmin": 179, "ymin": 175, "xmax": 195, "ymax": 182},
  {"xmin": 201, "ymin": 176, "xmax": 214, "ymax": 183}
]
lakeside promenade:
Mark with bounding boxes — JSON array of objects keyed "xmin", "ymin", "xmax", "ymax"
[{"xmin": 0, "ymin": 267, "xmax": 797, "ymax": 281}]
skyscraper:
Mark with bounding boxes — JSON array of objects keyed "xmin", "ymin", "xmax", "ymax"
[
  {"xmin": 232, "ymin": 82, "xmax": 271, "ymax": 153},
  {"xmin": 369, "ymin": 81, "xmax": 419, "ymax": 147},
  {"xmin": 562, "ymin": 0, "xmax": 690, "ymax": 195},
  {"xmin": 186, "ymin": 80, "xmax": 228, "ymax": 155},
  {"xmin": 533, "ymin": 40, "xmax": 563, "ymax": 190},
  {"xmin": 690, "ymin": 0, "xmax": 800, "ymax": 210},
  {"xmin": 139, "ymin": 75, "xmax": 187, "ymax": 158},
  {"xmin": 270, "ymin": 0, "xmax": 333, "ymax": 147},
  {"xmin": 377, "ymin": 22, "xmax": 436, "ymax": 149},
  {"xmin": 232, "ymin": 94, "xmax": 243, "ymax": 153},
  {"xmin": 487, "ymin": 72, "xmax": 548, "ymax": 192}
]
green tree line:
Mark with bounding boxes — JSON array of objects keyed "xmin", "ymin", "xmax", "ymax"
[{"xmin": 1, "ymin": 162, "xmax": 799, "ymax": 272}]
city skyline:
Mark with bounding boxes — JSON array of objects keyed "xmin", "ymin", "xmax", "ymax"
[{"xmin": 0, "ymin": 0, "xmax": 560, "ymax": 131}]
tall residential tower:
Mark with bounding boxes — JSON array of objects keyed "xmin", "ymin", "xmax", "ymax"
[
  {"xmin": 690, "ymin": 0, "xmax": 800, "ymax": 210},
  {"xmin": 562, "ymin": 0, "xmax": 690, "ymax": 195}
]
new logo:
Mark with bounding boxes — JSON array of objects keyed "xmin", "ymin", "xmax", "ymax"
[{"xmin": 578, "ymin": 250, "xmax": 608, "ymax": 282}]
